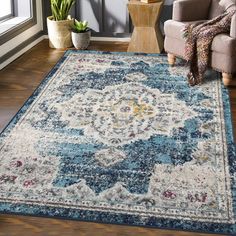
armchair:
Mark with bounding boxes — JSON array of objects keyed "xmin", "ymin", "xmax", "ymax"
[{"xmin": 164, "ymin": 0, "xmax": 236, "ymax": 86}]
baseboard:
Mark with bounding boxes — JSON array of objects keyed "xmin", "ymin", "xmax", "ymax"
[
  {"xmin": 43, "ymin": 34, "xmax": 130, "ymax": 42},
  {"xmin": 90, "ymin": 37, "xmax": 130, "ymax": 42},
  {"xmin": 0, "ymin": 32, "xmax": 45, "ymax": 70}
]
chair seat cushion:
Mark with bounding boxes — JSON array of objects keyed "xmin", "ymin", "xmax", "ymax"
[{"xmin": 164, "ymin": 20, "xmax": 205, "ymax": 40}]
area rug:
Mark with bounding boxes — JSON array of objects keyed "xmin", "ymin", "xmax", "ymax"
[{"xmin": 0, "ymin": 51, "xmax": 235, "ymax": 235}]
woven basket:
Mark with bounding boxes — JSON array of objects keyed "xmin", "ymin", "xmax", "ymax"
[{"xmin": 47, "ymin": 16, "xmax": 73, "ymax": 49}]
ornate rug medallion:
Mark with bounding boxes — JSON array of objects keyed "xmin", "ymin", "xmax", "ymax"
[
  {"xmin": 56, "ymin": 82, "xmax": 196, "ymax": 146},
  {"xmin": 0, "ymin": 51, "xmax": 235, "ymax": 234}
]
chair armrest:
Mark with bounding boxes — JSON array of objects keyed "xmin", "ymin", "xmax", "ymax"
[
  {"xmin": 231, "ymin": 13, "xmax": 236, "ymax": 38},
  {"xmin": 173, "ymin": 0, "xmax": 211, "ymax": 22}
]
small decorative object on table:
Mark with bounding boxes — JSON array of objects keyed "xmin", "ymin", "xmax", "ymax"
[
  {"xmin": 71, "ymin": 20, "xmax": 91, "ymax": 50},
  {"xmin": 141, "ymin": 0, "xmax": 159, "ymax": 3}
]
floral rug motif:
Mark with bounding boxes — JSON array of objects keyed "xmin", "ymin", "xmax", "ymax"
[{"xmin": 0, "ymin": 51, "xmax": 236, "ymax": 234}]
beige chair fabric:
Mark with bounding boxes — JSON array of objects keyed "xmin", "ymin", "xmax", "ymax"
[
  {"xmin": 208, "ymin": 0, "xmax": 225, "ymax": 19},
  {"xmin": 231, "ymin": 14, "xmax": 236, "ymax": 37},
  {"xmin": 164, "ymin": 0, "xmax": 236, "ymax": 74}
]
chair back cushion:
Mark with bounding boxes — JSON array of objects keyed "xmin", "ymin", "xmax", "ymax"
[{"xmin": 208, "ymin": 0, "xmax": 225, "ymax": 19}]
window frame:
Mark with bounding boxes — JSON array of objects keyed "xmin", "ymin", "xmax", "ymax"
[
  {"xmin": 0, "ymin": 0, "xmax": 37, "ymax": 46},
  {"xmin": 0, "ymin": 0, "xmax": 14, "ymax": 22}
]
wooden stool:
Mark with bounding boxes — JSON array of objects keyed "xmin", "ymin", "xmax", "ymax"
[{"xmin": 127, "ymin": 0, "xmax": 164, "ymax": 53}]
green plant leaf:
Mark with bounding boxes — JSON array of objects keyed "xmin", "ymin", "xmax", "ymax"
[
  {"xmin": 73, "ymin": 19, "xmax": 89, "ymax": 33},
  {"xmin": 50, "ymin": 0, "xmax": 75, "ymax": 21}
]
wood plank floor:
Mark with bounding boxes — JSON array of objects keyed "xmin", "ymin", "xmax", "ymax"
[{"xmin": 0, "ymin": 39, "xmax": 235, "ymax": 236}]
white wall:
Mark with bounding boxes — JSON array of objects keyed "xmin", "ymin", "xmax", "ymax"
[{"xmin": 0, "ymin": 0, "xmax": 44, "ymax": 70}]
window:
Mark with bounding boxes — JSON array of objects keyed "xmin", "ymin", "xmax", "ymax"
[
  {"xmin": 0, "ymin": 0, "xmax": 37, "ymax": 44},
  {"xmin": 0, "ymin": 0, "xmax": 13, "ymax": 21}
]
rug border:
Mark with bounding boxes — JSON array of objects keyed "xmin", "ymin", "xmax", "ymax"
[
  {"xmin": 0, "ymin": 210, "xmax": 234, "ymax": 236},
  {"xmin": 0, "ymin": 50, "xmax": 235, "ymax": 235}
]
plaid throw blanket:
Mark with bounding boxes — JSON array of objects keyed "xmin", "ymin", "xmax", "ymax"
[{"xmin": 183, "ymin": 10, "xmax": 235, "ymax": 86}]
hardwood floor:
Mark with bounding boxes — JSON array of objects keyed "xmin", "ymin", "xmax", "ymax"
[{"xmin": 0, "ymin": 39, "xmax": 235, "ymax": 236}]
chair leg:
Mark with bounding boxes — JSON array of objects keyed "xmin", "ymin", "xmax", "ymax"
[
  {"xmin": 168, "ymin": 53, "xmax": 176, "ymax": 66},
  {"xmin": 222, "ymin": 73, "xmax": 234, "ymax": 86}
]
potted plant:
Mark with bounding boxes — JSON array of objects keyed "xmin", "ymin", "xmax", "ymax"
[
  {"xmin": 47, "ymin": 0, "xmax": 75, "ymax": 49},
  {"xmin": 71, "ymin": 20, "xmax": 91, "ymax": 50}
]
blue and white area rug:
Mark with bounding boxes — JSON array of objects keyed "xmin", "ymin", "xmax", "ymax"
[{"xmin": 0, "ymin": 51, "xmax": 236, "ymax": 235}]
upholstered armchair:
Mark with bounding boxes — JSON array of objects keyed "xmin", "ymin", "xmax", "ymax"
[{"xmin": 164, "ymin": 0, "xmax": 236, "ymax": 86}]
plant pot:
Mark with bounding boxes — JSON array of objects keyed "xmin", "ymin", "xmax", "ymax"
[
  {"xmin": 71, "ymin": 30, "xmax": 91, "ymax": 50},
  {"xmin": 47, "ymin": 16, "xmax": 73, "ymax": 49}
]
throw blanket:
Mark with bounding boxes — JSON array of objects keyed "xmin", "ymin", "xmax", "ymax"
[{"xmin": 183, "ymin": 10, "xmax": 235, "ymax": 86}]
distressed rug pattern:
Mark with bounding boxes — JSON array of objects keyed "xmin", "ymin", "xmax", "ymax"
[{"xmin": 0, "ymin": 51, "xmax": 235, "ymax": 234}]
